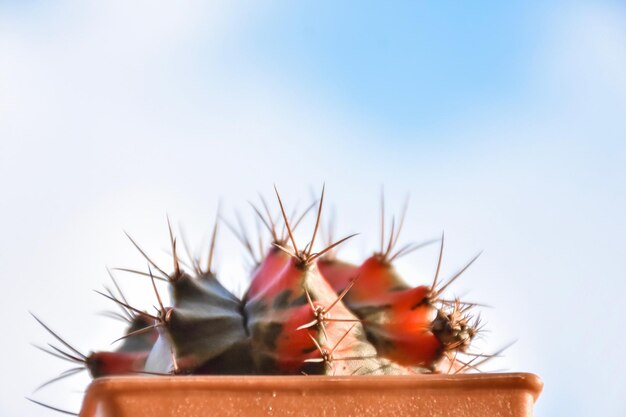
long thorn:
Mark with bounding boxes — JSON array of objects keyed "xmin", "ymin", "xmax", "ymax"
[
  {"xmin": 94, "ymin": 291, "xmax": 158, "ymax": 321},
  {"xmin": 438, "ymin": 299, "xmax": 491, "ymax": 308},
  {"xmin": 331, "ymin": 355, "xmax": 379, "ymax": 362},
  {"xmin": 46, "ymin": 344, "xmax": 86, "ymax": 364},
  {"xmin": 105, "ymin": 268, "xmax": 134, "ymax": 320},
  {"xmin": 292, "ymin": 200, "xmax": 318, "ymax": 232},
  {"xmin": 383, "ymin": 216, "xmax": 396, "ymax": 260},
  {"xmin": 297, "ymin": 290, "xmax": 321, "ymax": 332},
  {"xmin": 162, "ymin": 248, "xmax": 194, "ymax": 270},
  {"xmin": 112, "ymin": 324, "xmax": 158, "ymax": 344},
  {"xmin": 30, "ymin": 314, "xmax": 87, "ymax": 360},
  {"xmin": 148, "ymin": 265, "xmax": 165, "ymax": 313},
  {"xmin": 98, "ymin": 311, "xmax": 131, "ymax": 323},
  {"xmin": 431, "ymin": 232, "xmax": 445, "ymax": 292},
  {"xmin": 207, "ymin": 211, "xmax": 220, "ymax": 274},
  {"xmin": 249, "ymin": 201, "xmax": 274, "ymax": 237},
  {"xmin": 287, "ymin": 200, "xmax": 300, "ymax": 239},
  {"xmin": 307, "ymin": 332, "xmax": 323, "ymax": 352},
  {"xmin": 325, "ymin": 318, "xmax": 362, "ymax": 323},
  {"xmin": 319, "ymin": 322, "xmax": 330, "ymax": 342},
  {"xmin": 309, "ymin": 233, "xmax": 358, "ymax": 263},
  {"xmin": 471, "ymin": 341, "xmax": 516, "ymax": 368},
  {"xmin": 178, "ymin": 225, "xmax": 202, "ymax": 276},
  {"xmin": 272, "ymin": 242, "xmax": 296, "ymax": 258},
  {"xmin": 32, "ymin": 344, "xmax": 83, "ymax": 364},
  {"xmin": 304, "ymin": 286, "xmax": 315, "ymax": 311},
  {"xmin": 330, "ymin": 324, "xmax": 357, "ymax": 354},
  {"xmin": 447, "ymin": 351, "xmax": 459, "ymax": 374},
  {"xmin": 258, "ymin": 193, "xmax": 278, "ymax": 242},
  {"xmin": 350, "ymin": 366, "xmax": 365, "ymax": 376},
  {"xmin": 389, "ymin": 238, "xmax": 439, "ymax": 262},
  {"xmin": 132, "ymin": 370, "xmax": 173, "ymax": 376},
  {"xmin": 300, "ymin": 286, "xmax": 329, "ymax": 338},
  {"xmin": 296, "ymin": 319, "xmax": 318, "ymax": 331},
  {"xmin": 453, "ymin": 356, "xmax": 483, "ymax": 373},
  {"xmin": 111, "ymin": 267, "xmax": 168, "ymax": 282},
  {"xmin": 26, "ymin": 398, "xmax": 78, "ymax": 416},
  {"xmin": 308, "ymin": 184, "xmax": 325, "ymax": 257},
  {"xmin": 274, "ymin": 185, "xmax": 299, "ymax": 255},
  {"xmin": 103, "ymin": 286, "xmax": 132, "ymax": 320},
  {"xmin": 166, "ymin": 216, "xmax": 181, "ymax": 278},
  {"xmin": 234, "ymin": 210, "xmax": 256, "ymax": 260},
  {"xmin": 255, "ymin": 216, "xmax": 265, "ymax": 260},
  {"xmin": 321, "ymin": 206, "xmax": 335, "ymax": 250},
  {"xmin": 390, "ymin": 193, "xmax": 410, "ymax": 252},
  {"xmin": 460, "ymin": 352, "xmax": 502, "ymax": 359},
  {"xmin": 327, "ymin": 279, "xmax": 356, "ymax": 312},
  {"xmin": 124, "ymin": 232, "xmax": 169, "ymax": 278},
  {"xmin": 221, "ymin": 215, "xmax": 258, "ymax": 264},
  {"xmin": 435, "ymin": 251, "xmax": 482, "ymax": 296},
  {"xmin": 34, "ymin": 367, "xmax": 85, "ymax": 392}
]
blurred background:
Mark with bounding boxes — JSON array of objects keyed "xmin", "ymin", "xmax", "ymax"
[{"xmin": 1, "ymin": 1, "xmax": 625, "ymax": 416}]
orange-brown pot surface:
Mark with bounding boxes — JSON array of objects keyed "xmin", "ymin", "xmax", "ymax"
[{"xmin": 80, "ymin": 373, "xmax": 542, "ymax": 417}]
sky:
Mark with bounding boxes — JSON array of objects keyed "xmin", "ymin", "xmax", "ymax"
[{"xmin": 1, "ymin": 1, "xmax": 625, "ymax": 416}]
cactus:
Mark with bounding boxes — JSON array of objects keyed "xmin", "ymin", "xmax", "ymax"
[{"xmin": 30, "ymin": 186, "xmax": 496, "ymax": 412}]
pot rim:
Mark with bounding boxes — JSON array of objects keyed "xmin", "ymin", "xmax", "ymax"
[{"xmin": 85, "ymin": 372, "xmax": 543, "ymax": 401}]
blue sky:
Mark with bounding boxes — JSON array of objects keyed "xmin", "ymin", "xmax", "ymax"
[
  {"xmin": 1, "ymin": 1, "xmax": 625, "ymax": 416},
  {"xmin": 230, "ymin": 2, "xmax": 536, "ymax": 130}
]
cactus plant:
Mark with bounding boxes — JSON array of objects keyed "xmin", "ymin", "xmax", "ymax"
[{"xmin": 30, "ymin": 186, "xmax": 495, "ymax": 414}]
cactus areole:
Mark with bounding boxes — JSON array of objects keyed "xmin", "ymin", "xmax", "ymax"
[{"xmin": 30, "ymin": 186, "xmax": 500, "ymax": 414}]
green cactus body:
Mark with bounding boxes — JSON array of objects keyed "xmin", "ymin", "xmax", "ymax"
[{"xmin": 145, "ymin": 271, "xmax": 251, "ymax": 374}]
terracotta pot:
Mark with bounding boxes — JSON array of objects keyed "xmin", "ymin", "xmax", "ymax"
[{"xmin": 80, "ymin": 372, "xmax": 542, "ymax": 417}]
